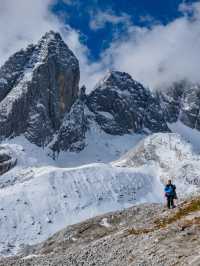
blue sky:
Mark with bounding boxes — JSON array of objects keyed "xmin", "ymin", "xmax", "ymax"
[{"xmin": 52, "ymin": 0, "xmax": 198, "ymax": 59}]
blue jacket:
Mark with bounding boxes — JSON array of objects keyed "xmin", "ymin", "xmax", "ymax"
[{"xmin": 164, "ymin": 184, "xmax": 176, "ymax": 196}]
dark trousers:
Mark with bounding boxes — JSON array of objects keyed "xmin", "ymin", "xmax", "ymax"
[{"xmin": 167, "ymin": 196, "xmax": 174, "ymax": 209}]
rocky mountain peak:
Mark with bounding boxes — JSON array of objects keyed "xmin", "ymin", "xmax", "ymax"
[
  {"xmin": 1, "ymin": 31, "xmax": 200, "ymax": 153},
  {"xmin": 87, "ymin": 71, "xmax": 169, "ymax": 135},
  {"xmin": 100, "ymin": 70, "xmax": 132, "ymax": 83},
  {"xmin": 95, "ymin": 70, "xmax": 143, "ymax": 93},
  {"xmin": 0, "ymin": 31, "xmax": 80, "ymax": 146},
  {"xmin": 40, "ymin": 30, "xmax": 63, "ymax": 43},
  {"xmin": 34, "ymin": 31, "xmax": 78, "ymax": 68}
]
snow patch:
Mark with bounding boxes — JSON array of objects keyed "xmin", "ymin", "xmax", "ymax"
[
  {"xmin": 168, "ymin": 120, "xmax": 200, "ymax": 152},
  {"xmin": 100, "ymin": 218, "xmax": 111, "ymax": 228},
  {"xmin": 98, "ymin": 111, "xmax": 114, "ymax": 119}
]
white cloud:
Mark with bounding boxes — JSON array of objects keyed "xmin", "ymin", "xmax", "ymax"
[
  {"xmin": 101, "ymin": 2, "xmax": 200, "ymax": 89},
  {"xmin": 0, "ymin": 0, "xmax": 104, "ymax": 90},
  {"xmin": 0, "ymin": 1, "xmax": 200, "ymax": 92},
  {"xmin": 0, "ymin": 0, "xmax": 60, "ymax": 64},
  {"xmin": 62, "ymin": 28, "xmax": 107, "ymax": 90},
  {"xmin": 89, "ymin": 10, "xmax": 131, "ymax": 31}
]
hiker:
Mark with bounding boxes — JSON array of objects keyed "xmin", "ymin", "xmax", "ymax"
[{"xmin": 164, "ymin": 179, "xmax": 177, "ymax": 209}]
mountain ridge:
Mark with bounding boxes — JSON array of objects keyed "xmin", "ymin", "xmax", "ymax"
[{"xmin": 0, "ymin": 31, "xmax": 200, "ymax": 155}]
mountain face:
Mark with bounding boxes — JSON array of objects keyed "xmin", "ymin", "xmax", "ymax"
[
  {"xmin": 0, "ymin": 31, "xmax": 200, "ymax": 153},
  {"xmin": 0, "ymin": 31, "xmax": 80, "ymax": 147},
  {"xmin": 0, "ymin": 147, "xmax": 17, "ymax": 175},
  {"xmin": 0, "ymin": 32, "xmax": 169, "ymax": 152},
  {"xmin": 160, "ymin": 81, "xmax": 200, "ymax": 130},
  {"xmin": 87, "ymin": 71, "xmax": 169, "ymax": 135},
  {"xmin": 50, "ymin": 93, "xmax": 88, "ymax": 153}
]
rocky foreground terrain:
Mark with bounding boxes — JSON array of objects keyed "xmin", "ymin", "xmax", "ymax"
[{"xmin": 1, "ymin": 196, "xmax": 200, "ymax": 266}]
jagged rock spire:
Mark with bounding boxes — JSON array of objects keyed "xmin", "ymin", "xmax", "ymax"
[{"xmin": 0, "ymin": 31, "xmax": 80, "ymax": 146}]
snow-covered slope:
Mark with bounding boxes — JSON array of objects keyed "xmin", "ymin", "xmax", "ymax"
[
  {"xmin": 0, "ymin": 129, "xmax": 144, "ymax": 255},
  {"xmin": 168, "ymin": 120, "xmax": 200, "ymax": 151},
  {"xmin": 0, "ymin": 132, "xmax": 200, "ymax": 255},
  {"xmin": 115, "ymin": 133, "xmax": 200, "ymax": 194},
  {"xmin": 2, "ymin": 122, "xmax": 144, "ymax": 168},
  {"xmin": 56, "ymin": 119, "xmax": 144, "ymax": 167},
  {"xmin": 0, "ymin": 154, "xmax": 161, "ymax": 255}
]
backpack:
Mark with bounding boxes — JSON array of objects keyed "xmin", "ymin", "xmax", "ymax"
[{"xmin": 164, "ymin": 185, "xmax": 174, "ymax": 196}]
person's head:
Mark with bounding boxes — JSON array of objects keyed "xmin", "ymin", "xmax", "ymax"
[{"xmin": 167, "ymin": 179, "xmax": 172, "ymax": 185}]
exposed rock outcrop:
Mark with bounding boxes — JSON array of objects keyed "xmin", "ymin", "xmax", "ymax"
[
  {"xmin": 0, "ymin": 31, "xmax": 80, "ymax": 147},
  {"xmin": 87, "ymin": 71, "xmax": 169, "ymax": 135},
  {"xmin": 0, "ymin": 147, "xmax": 17, "ymax": 175},
  {"xmin": 160, "ymin": 81, "xmax": 200, "ymax": 130},
  {"xmin": 50, "ymin": 87, "xmax": 88, "ymax": 152}
]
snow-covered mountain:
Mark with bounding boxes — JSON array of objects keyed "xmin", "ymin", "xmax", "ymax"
[
  {"xmin": 0, "ymin": 31, "xmax": 170, "ymax": 152},
  {"xmin": 0, "ymin": 31, "xmax": 200, "ymax": 258},
  {"xmin": 115, "ymin": 133, "xmax": 200, "ymax": 192},
  {"xmin": 86, "ymin": 71, "xmax": 168, "ymax": 135},
  {"xmin": 0, "ymin": 31, "xmax": 200, "ymax": 152}
]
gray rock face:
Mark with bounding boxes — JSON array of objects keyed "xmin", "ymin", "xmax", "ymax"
[
  {"xmin": 1, "ymin": 30, "xmax": 200, "ymax": 153},
  {"xmin": 180, "ymin": 84, "xmax": 200, "ymax": 130},
  {"xmin": 160, "ymin": 81, "xmax": 200, "ymax": 129},
  {"xmin": 159, "ymin": 82, "xmax": 185, "ymax": 123},
  {"xmin": 0, "ymin": 31, "xmax": 80, "ymax": 146},
  {"xmin": 51, "ymin": 88, "xmax": 88, "ymax": 152},
  {"xmin": 0, "ymin": 45, "xmax": 34, "ymax": 102},
  {"xmin": 87, "ymin": 71, "xmax": 169, "ymax": 135},
  {"xmin": 0, "ymin": 147, "xmax": 17, "ymax": 175}
]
